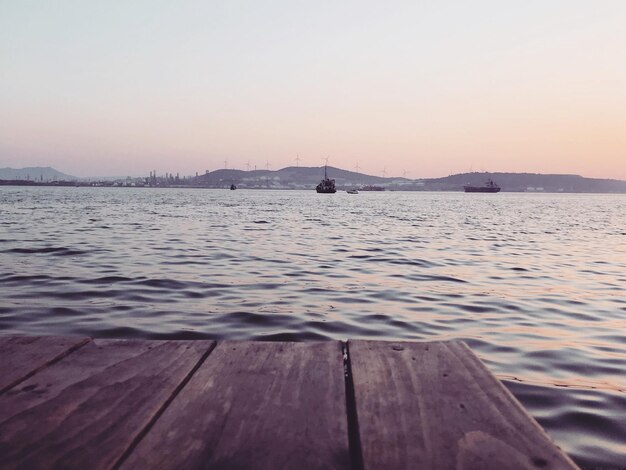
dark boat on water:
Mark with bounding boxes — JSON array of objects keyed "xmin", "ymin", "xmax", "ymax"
[
  {"xmin": 464, "ymin": 179, "xmax": 501, "ymax": 193},
  {"xmin": 316, "ymin": 166, "xmax": 336, "ymax": 193},
  {"xmin": 230, "ymin": 184, "xmax": 236, "ymax": 190}
]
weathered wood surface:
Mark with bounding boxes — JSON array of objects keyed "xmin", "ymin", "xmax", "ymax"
[
  {"xmin": 120, "ymin": 341, "xmax": 350, "ymax": 470},
  {"xmin": 348, "ymin": 340, "xmax": 578, "ymax": 470},
  {"xmin": 0, "ymin": 338, "xmax": 214, "ymax": 470},
  {"xmin": 0, "ymin": 335, "xmax": 578, "ymax": 470},
  {"xmin": 0, "ymin": 335, "xmax": 90, "ymax": 393}
]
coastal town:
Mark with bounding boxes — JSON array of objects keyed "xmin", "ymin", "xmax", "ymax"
[{"xmin": 2, "ymin": 165, "xmax": 626, "ymax": 193}]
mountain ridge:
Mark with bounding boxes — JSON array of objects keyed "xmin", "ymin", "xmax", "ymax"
[
  {"xmin": 0, "ymin": 166, "xmax": 76, "ymax": 181},
  {"xmin": 195, "ymin": 167, "xmax": 626, "ymax": 192},
  {"xmin": 2, "ymin": 166, "xmax": 626, "ymax": 192}
]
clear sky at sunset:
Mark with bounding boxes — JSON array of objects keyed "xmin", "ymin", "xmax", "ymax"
[{"xmin": 1, "ymin": 1, "xmax": 625, "ymax": 178}]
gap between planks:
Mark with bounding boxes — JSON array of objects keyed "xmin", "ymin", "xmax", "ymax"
[
  {"xmin": 0, "ymin": 336, "xmax": 91, "ymax": 395},
  {"xmin": 116, "ymin": 340, "xmax": 362, "ymax": 469},
  {"xmin": 113, "ymin": 340, "xmax": 218, "ymax": 469},
  {"xmin": 343, "ymin": 341, "xmax": 365, "ymax": 470}
]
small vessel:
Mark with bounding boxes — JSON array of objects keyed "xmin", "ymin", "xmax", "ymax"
[
  {"xmin": 316, "ymin": 166, "xmax": 336, "ymax": 193},
  {"xmin": 346, "ymin": 189, "xmax": 359, "ymax": 194},
  {"xmin": 360, "ymin": 185, "xmax": 385, "ymax": 191},
  {"xmin": 230, "ymin": 184, "xmax": 236, "ymax": 190},
  {"xmin": 464, "ymin": 179, "xmax": 501, "ymax": 193}
]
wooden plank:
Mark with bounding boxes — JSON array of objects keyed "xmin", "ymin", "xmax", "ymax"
[
  {"xmin": 0, "ymin": 335, "xmax": 91, "ymax": 393},
  {"xmin": 0, "ymin": 338, "xmax": 214, "ymax": 470},
  {"xmin": 120, "ymin": 341, "xmax": 350, "ymax": 470},
  {"xmin": 348, "ymin": 340, "xmax": 578, "ymax": 470}
]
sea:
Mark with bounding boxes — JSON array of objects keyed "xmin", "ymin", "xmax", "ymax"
[{"xmin": 1, "ymin": 186, "xmax": 625, "ymax": 467}]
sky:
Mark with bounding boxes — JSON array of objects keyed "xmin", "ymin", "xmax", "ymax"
[{"xmin": 1, "ymin": 1, "xmax": 625, "ymax": 179}]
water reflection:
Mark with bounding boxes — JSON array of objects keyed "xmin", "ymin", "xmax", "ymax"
[{"xmin": 1, "ymin": 187, "xmax": 625, "ymax": 466}]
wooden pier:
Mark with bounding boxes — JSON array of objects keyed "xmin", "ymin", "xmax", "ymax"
[{"xmin": 0, "ymin": 336, "xmax": 577, "ymax": 469}]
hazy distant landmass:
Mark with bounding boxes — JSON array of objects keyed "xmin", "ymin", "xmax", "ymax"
[
  {"xmin": 194, "ymin": 166, "xmax": 389, "ymax": 189},
  {"xmin": 196, "ymin": 167, "xmax": 626, "ymax": 193},
  {"xmin": 0, "ymin": 166, "xmax": 76, "ymax": 181},
  {"xmin": 424, "ymin": 172, "xmax": 626, "ymax": 193},
  {"xmin": 3, "ymin": 166, "xmax": 626, "ymax": 193}
]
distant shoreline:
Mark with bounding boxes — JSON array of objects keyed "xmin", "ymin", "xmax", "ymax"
[
  {"xmin": 4, "ymin": 166, "xmax": 626, "ymax": 193},
  {"xmin": 2, "ymin": 180, "xmax": 626, "ymax": 194}
]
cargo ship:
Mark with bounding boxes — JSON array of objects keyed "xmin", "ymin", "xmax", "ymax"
[{"xmin": 464, "ymin": 179, "xmax": 501, "ymax": 193}]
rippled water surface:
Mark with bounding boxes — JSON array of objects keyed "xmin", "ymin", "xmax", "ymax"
[{"xmin": 1, "ymin": 186, "xmax": 625, "ymax": 466}]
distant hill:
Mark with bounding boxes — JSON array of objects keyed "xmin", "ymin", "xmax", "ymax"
[
  {"xmin": 2, "ymin": 165, "xmax": 625, "ymax": 192},
  {"xmin": 192, "ymin": 167, "xmax": 626, "ymax": 192},
  {"xmin": 426, "ymin": 172, "xmax": 626, "ymax": 193},
  {"xmin": 194, "ymin": 166, "xmax": 402, "ymax": 189},
  {"xmin": 0, "ymin": 166, "xmax": 76, "ymax": 181}
]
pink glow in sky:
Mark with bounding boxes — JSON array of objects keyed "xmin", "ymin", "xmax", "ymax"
[{"xmin": 1, "ymin": 1, "xmax": 625, "ymax": 179}]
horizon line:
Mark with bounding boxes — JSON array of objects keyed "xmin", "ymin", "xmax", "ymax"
[{"xmin": 2, "ymin": 165, "xmax": 625, "ymax": 182}]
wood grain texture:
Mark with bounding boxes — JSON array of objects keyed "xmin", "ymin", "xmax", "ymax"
[
  {"xmin": 121, "ymin": 341, "xmax": 350, "ymax": 470},
  {"xmin": 348, "ymin": 340, "xmax": 578, "ymax": 470},
  {"xmin": 0, "ymin": 335, "xmax": 90, "ymax": 393},
  {"xmin": 0, "ymin": 338, "xmax": 214, "ymax": 470}
]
